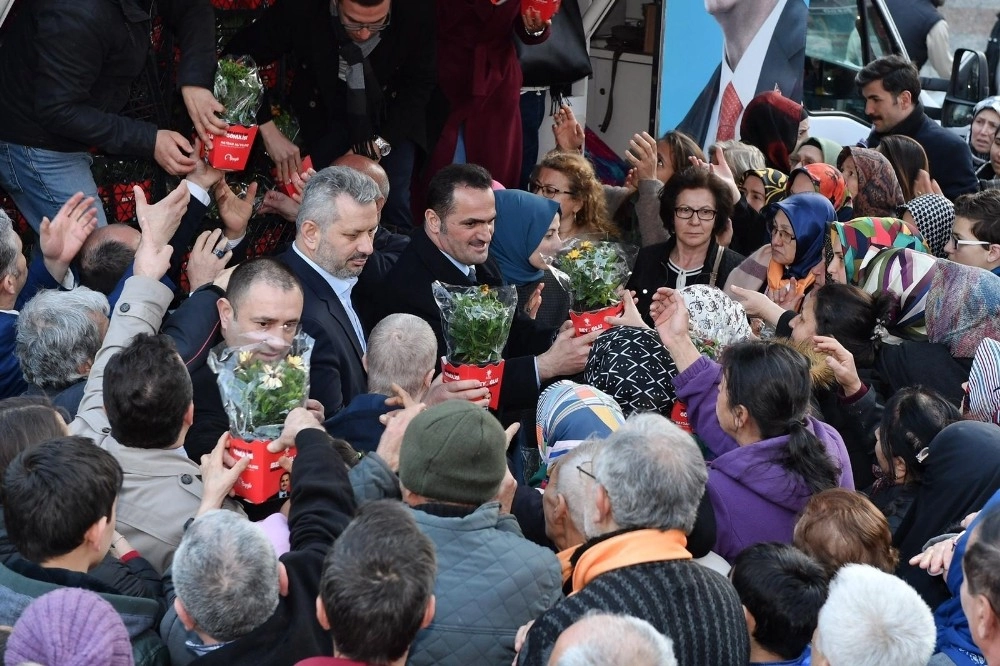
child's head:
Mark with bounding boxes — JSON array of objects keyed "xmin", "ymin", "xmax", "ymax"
[
  {"xmin": 2, "ymin": 436, "xmax": 121, "ymax": 568},
  {"xmin": 731, "ymin": 542, "xmax": 828, "ymax": 661}
]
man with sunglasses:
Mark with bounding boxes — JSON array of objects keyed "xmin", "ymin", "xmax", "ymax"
[
  {"xmin": 947, "ymin": 190, "xmax": 1000, "ymax": 277},
  {"xmin": 225, "ymin": 0, "xmax": 435, "ymax": 231}
]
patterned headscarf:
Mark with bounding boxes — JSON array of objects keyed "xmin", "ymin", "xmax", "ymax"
[
  {"xmin": 831, "ymin": 217, "xmax": 929, "ymax": 285},
  {"xmin": 898, "ymin": 194, "xmax": 955, "ymax": 259},
  {"xmin": 739, "ymin": 91, "xmax": 803, "ymax": 173},
  {"xmin": 680, "ymin": 285, "xmax": 753, "ymax": 348},
  {"xmin": 742, "ymin": 168, "xmax": 789, "ymax": 207},
  {"xmin": 838, "ymin": 146, "xmax": 904, "ymax": 218},
  {"xmin": 968, "ymin": 338, "xmax": 1000, "ymax": 426},
  {"xmin": 535, "ymin": 380, "xmax": 624, "ymax": 467},
  {"xmin": 788, "ymin": 163, "xmax": 853, "ymax": 218},
  {"xmin": 971, "ymin": 96, "xmax": 1000, "ymax": 162},
  {"xmin": 584, "ymin": 327, "xmax": 678, "ymax": 417}
]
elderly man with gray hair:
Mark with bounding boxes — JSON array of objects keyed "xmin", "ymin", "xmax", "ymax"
[
  {"xmin": 15, "ymin": 287, "xmax": 108, "ymax": 417},
  {"xmin": 518, "ymin": 413, "xmax": 750, "ymax": 666},
  {"xmin": 325, "ymin": 312, "xmax": 437, "ymax": 453},
  {"xmin": 160, "ymin": 408, "xmax": 356, "ymax": 665},
  {"xmin": 547, "ymin": 612, "xmax": 677, "ymax": 666}
]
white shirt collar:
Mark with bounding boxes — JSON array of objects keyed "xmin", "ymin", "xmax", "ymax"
[
  {"xmin": 440, "ymin": 249, "xmax": 475, "ymax": 278},
  {"xmin": 706, "ymin": 0, "xmax": 787, "ymax": 144},
  {"xmin": 292, "ymin": 241, "xmax": 358, "ymax": 299}
]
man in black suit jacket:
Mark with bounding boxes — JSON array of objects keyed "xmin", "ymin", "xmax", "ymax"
[
  {"xmin": 678, "ymin": 0, "xmax": 806, "ymax": 146},
  {"xmin": 281, "ymin": 166, "xmax": 382, "ymax": 418},
  {"xmin": 225, "ymin": 0, "xmax": 436, "ymax": 230},
  {"xmin": 357, "ymin": 164, "xmax": 597, "ymax": 412}
]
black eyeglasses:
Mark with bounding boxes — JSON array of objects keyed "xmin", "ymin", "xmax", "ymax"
[
  {"xmin": 577, "ymin": 461, "xmax": 596, "ymax": 481},
  {"xmin": 766, "ymin": 220, "xmax": 796, "ymax": 242},
  {"xmin": 530, "ymin": 181, "xmax": 574, "ymax": 198},
  {"xmin": 333, "ymin": 1, "xmax": 391, "ymax": 32},
  {"xmin": 674, "ymin": 205, "xmax": 717, "ymax": 221}
]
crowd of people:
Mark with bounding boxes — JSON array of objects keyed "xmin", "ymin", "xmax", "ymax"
[{"xmin": 2, "ymin": 0, "xmax": 1000, "ymax": 664}]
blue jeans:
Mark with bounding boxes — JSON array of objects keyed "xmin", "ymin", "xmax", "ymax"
[{"xmin": 0, "ymin": 141, "xmax": 108, "ymax": 232}]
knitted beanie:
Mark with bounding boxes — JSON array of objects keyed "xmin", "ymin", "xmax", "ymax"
[
  {"xmin": 5, "ymin": 588, "xmax": 134, "ymax": 666},
  {"xmin": 399, "ymin": 401, "xmax": 507, "ymax": 505}
]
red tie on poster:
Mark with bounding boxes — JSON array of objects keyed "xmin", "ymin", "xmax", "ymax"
[{"xmin": 716, "ymin": 82, "xmax": 742, "ymax": 141}]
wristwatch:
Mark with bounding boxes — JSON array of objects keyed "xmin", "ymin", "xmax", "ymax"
[{"xmin": 374, "ymin": 136, "xmax": 392, "ymax": 157}]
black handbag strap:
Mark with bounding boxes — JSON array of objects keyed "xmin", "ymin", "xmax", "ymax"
[{"xmin": 599, "ymin": 47, "xmax": 625, "ymax": 133}]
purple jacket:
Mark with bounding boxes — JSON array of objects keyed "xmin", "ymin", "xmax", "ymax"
[{"xmin": 674, "ymin": 356, "xmax": 855, "ymax": 561}]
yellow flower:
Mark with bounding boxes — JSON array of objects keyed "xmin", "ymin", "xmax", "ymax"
[
  {"xmin": 261, "ymin": 375, "xmax": 283, "ymax": 390},
  {"xmin": 479, "ymin": 284, "xmax": 491, "ymax": 294},
  {"xmin": 579, "ymin": 241, "xmax": 594, "ymax": 250},
  {"xmin": 566, "ymin": 249, "xmax": 582, "ymax": 260},
  {"xmin": 286, "ymin": 355, "xmax": 304, "ymax": 370},
  {"xmin": 238, "ymin": 350, "xmax": 253, "ymax": 365}
]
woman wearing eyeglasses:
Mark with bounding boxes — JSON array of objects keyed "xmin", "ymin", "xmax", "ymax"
[
  {"xmin": 626, "ymin": 167, "xmax": 743, "ymax": 326},
  {"xmin": 528, "ymin": 151, "xmax": 618, "ymax": 242},
  {"xmin": 724, "ymin": 192, "xmax": 834, "ymax": 314}
]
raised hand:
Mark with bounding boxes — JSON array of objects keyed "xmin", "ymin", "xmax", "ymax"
[
  {"xmin": 186, "ymin": 229, "xmax": 232, "ymax": 292},
  {"xmin": 136, "ymin": 181, "xmax": 190, "ymax": 248},
  {"xmin": 626, "ymin": 131, "xmax": 659, "ymax": 181},
  {"xmin": 39, "ymin": 192, "xmax": 98, "ymax": 282},
  {"xmin": 813, "ymin": 335, "xmax": 863, "ymax": 396},
  {"xmin": 260, "ymin": 121, "xmax": 302, "ymax": 186},
  {"xmin": 215, "ymin": 180, "xmax": 258, "ymax": 241},
  {"xmin": 552, "ymin": 104, "xmax": 585, "ymax": 152}
]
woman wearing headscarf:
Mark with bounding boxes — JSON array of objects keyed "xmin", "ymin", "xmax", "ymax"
[
  {"xmin": 977, "ymin": 125, "xmax": 1000, "ymax": 190},
  {"xmin": 793, "ymin": 136, "xmax": 842, "ymax": 167},
  {"xmin": 490, "ymin": 189, "xmax": 567, "ymax": 329},
  {"xmin": 729, "ymin": 168, "xmax": 787, "ymax": 256},
  {"xmin": 787, "ymin": 163, "xmax": 854, "ymax": 222},
  {"xmin": 898, "ymin": 194, "xmax": 955, "ymax": 258},
  {"xmin": 969, "ymin": 96, "xmax": 1000, "ymax": 170},
  {"xmin": 829, "ymin": 218, "xmax": 1000, "ymax": 359},
  {"xmin": 724, "ymin": 193, "xmax": 835, "ymax": 313},
  {"xmin": 838, "ymin": 146, "xmax": 905, "ymax": 218},
  {"xmin": 738, "ymin": 91, "xmax": 803, "ymax": 173},
  {"xmin": 893, "ymin": 421, "xmax": 1000, "ymax": 608},
  {"xmin": 535, "ymin": 380, "xmax": 624, "ymax": 473}
]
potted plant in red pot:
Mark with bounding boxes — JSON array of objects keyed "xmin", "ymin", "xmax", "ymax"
[
  {"xmin": 550, "ymin": 239, "xmax": 636, "ymax": 336},
  {"xmin": 207, "ymin": 331, "xmax": 314, "ymax": 503},
  {"xmin": 206, "ymin": 56, "xmax": 264, "ymax": 172},
  {"xmin": 433, "ymin": 282, "xmax": 517, "ymax": 410}
]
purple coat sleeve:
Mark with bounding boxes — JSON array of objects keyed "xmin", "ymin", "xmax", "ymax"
[{"xmin": 672, "ymin": 355, "xmax": 740, "ymax": 456}]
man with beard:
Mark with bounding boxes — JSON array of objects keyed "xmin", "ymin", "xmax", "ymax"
[{"xmin": 281, "ymin": 166, "xmax": 381, "ymax": 417}]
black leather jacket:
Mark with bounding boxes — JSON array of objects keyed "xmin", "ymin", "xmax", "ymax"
[{"xmin": 0, "ymin": 0, "xmax": 215, "ymax": 157}]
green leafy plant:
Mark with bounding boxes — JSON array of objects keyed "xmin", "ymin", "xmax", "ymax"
[
  {"xmin": 214, "ymin": 56, "xmax": 264, "ymax": 126},
  {"xmin": 433, "ymin": 282, "xmax": 517, "ymax": 365},
  {"xmin": 208, "ymin": 332, "xmax": 314, "ymax": 440},
  {"xmin": 270, "ymin": 104, "xmax": 301, "ymax": 144},
  {"xmin": 550, "ymin": 240, "xmax": 634, "ymax": 311}
]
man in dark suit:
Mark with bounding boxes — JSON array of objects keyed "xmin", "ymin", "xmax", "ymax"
[
  {"xmin": 281, "ymin": 166, "xmax": 381, "ymax": 419},
  {"xmin": 678, "ymin": 0, "xmax": 807, "ymax": 146},
  {"xmin": 357, "ymin": 164, "xmax": 597, "ymax": 412},
  {"xmin": 224, "ymin": 0, "xmax": 436, "ymax": 231}
]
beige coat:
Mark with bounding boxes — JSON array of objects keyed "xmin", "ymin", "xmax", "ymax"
[{"xmin": 71, "ymin": 275, "xmax": 243, "ymax": 574}]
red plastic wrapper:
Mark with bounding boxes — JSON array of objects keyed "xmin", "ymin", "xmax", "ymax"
[
  {"xmin": 229, "ymin": 439, "xmax": 297, "ymax": 504},
  {"xmin": 441, "ymin": 358, "xmax": 506, "ymax": 411}
]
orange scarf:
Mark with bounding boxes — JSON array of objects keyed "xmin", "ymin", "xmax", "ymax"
[
  {"xmin": 766, "ymin": 260, "xmax": 815, "ymax": 299},
  {"xmin": 570, "ymin": 529, "xmax": 691, "ymax": 593}
]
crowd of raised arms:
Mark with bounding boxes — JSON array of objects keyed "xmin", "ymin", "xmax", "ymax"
[{"xmin": 0, "ymin": 0, "xmax": 999, "ymax": 664}]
